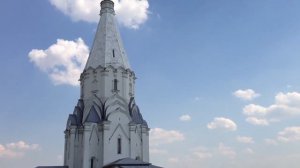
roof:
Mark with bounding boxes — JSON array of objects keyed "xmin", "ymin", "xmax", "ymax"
[
  {"xmin": 85, "ymin": 106, "xmax": 101, "ymax": 123},
  {"xmin": 105, "ymin": 158, "xmax": 150, "ymax": 166},
  {"xmin": 129, "ymin": 98, "xmax": 148, "ymax": 126},
  {"xmin": 104, "ymin": 158, "xmax": 163, "ymax": 168},
  {"xmin": 85, "ymin": 0, "xmax": 131, "ymax": 70},
  {"xmin": 36, "ymin": 166, "xmax": 68, "ymax": 168},
  {"xmin": 119, "ymin": 166, "xmax": 162, "ymax": 168}
]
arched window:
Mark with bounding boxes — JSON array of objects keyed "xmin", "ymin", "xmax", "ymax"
[
  {"xmin": 113, "ymin": 79, "xmax": 118, "ymax": 91},
  {"xmin": 117, "ymin": 138, "xmax": 122, "ymax": 154}
]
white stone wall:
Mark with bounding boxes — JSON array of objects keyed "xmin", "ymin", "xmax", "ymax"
[
  {"xmin": 103, "ymin": 111, "xmax": 131, "ymax": 165},
  {"xmin": 81, "ymin": 67, "xmax": 135, "ymax": 103},
  {"xmin": 65, "ymin": 111, "xmax": 149, "ymax": 168},
  {"xmin": 64, "ymin": 1, "xmax": 149, "ymax": 167}
]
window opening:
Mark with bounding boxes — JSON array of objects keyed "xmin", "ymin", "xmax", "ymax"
[
  {"xmin": 113, "ymin": 49, "xmax": 115, "ymax": 58},
  {"xmin": 91, "ymin": 158, "xmax": 94, "ymax": 168},
  {"xmin": 114, "ymin": 79, "xmax": 118, "ymax": 91},
  {"xmin": 129, "ymin": 83, "xmax": 132, "ymax": 95},
  {"xmin": 117, "ymin": 138, "xmax": 122, "ymax": 154}
]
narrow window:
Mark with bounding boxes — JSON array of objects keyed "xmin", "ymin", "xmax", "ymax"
[
  {"xmin": 117, "ymin": 138, "xmax": 122, "ymax": 154},
  {"xmin": 113, "ymin": 79, "xmax": 118, "ymax": 91},
  {"xmin": 112, "ymin": 49, "xmax": 115, "ymax": 58},
  {"xmin": 80, "ymin": 83, "xmax": 84, "ymax": 98},
  {"xmin": 129, "ymin": 83, "xmax": 132, "ymax": 95},
  {"xmin": 91, "ymin": 158, "xmax": 94, "ymax": 168}
]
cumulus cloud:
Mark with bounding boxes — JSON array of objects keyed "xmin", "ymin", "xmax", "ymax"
[
  {"xmin": 277, "ymin": 127, "xmax": 300, "ymax": 142},
  {"xmin": 150, "ymin": 128, "xmax": 185, "ymax": 146},
  {"xmin": 179, "ymin": 114, "xmax": 191, "ymax": 122},
  {"xmin": 246, "ymin": 117, "xmax": 269, "ymax": 126},
  {"xmin": 0, "ymin": 141, "xmax": 40, "ymax": 159},
  {"xmin": 218, "ymin": 143, "xmax": 236, "ymax": 159},
  {"xmin": 243, "ymin": 92, "xmax": 300, "ymax": 126},
  {"xmin": 243, "ymin": 104, "xmax": 268, "ymax": 116},
  {"xmin": 236, "ymin": 136, "xmax": 254, "ymax": 144},
  {"xmin": 275, "ymin": 92, "xmax": 300, "ymax": 114},
  {"xmin": 207, "ymin": 117, "xmax": 237, "ymax": 131},
  {"xmin": 49, "ymin": 0, "xmax": 149, "ymax": 29},
  {"xmin": 233, "ymin": 89, "xmax": 260, "ymax": 101},
  {"xmin": 29, "ymin": 38, "xmax": 89, "ymax": 86}
]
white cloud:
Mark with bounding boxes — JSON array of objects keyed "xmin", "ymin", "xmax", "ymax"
[
  {"xmin": 218, "ymin": 143, "xmax": 236, "ymax": 159},
  {"xmin": 0, "ymin": 144, "xmax": 23, "ymax": 158},
  {"xmin": 236, "ymin": 136, "xmax": 254, "ymax": 144},
  {"xmin": 29, "ymin": 38, "xmax": 89, "ymax": 86},
  {"xmin": 192, "ymin": 147, "xmax": 213, "ymax": 159},
  {"xmin": 207, "ymin": 117, "xmax": 237, "ymax": 131},
  {"xmin": 6, "ymin": 141, "xmax": 40, "ymax": 150},
  {"xmin": 277, "ymin": 127, "xmax": 300, "ymax": 142},
  {"xmin": 49, "ymin": 0, "xmax": 149, "ymax": 29},
  {"xmin": 274, "ymin": 92, "xmax": 300, "ymax": 114},
  {"xmin": 261, "ymin": 92, "xmax": 300, "ymax": 115},
  {"xmin": 0, "ymin": 141, "xmax": 40, "ymax": 159},
  {"xmin": 243, "ymin": 92, "xmax": 300, "ymax": 126},
  {"xmin": 233, "ymin": 89, "xmax": 260, "ymax": 101},
  {"xmin": 179, "ymin": 114, "xmax": 191, "ymax": 122},
  {"xmin": 150, "ymin": 128, "xmax": 185, "ymax": 146},
  {"xmin": 246, "ymin": 117, "xmax": 269, "ymax": 126},
  {"xmin": 243, "ymin": 104, "xmax": 268, "ymax": 116}
]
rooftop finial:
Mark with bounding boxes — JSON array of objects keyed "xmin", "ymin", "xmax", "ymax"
[{"xmin": 100, "ymin": 0, "xmax": 115, "ymax": 15}]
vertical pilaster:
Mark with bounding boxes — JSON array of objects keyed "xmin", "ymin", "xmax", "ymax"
[
  {"xmin": 101, "ymin": 121, "xmax": 111, "ymax": 165},
  {"xmin": 142, "ymin": 126, "xmax": 150, "ymax": 162},
  {"xmin": 63, "ymin": 131, "xmax": 68, "ymax": 166},
  {"xmin": 82, "ymin": 123, "xmax": 92, "ymax": 168},
  {"xmin": 68, "ymin": 127, "xmax": 76, "ymax": 168},
  {"xmin": 129, "ymin": 123, "xmax": 136, "ymax": 158}
]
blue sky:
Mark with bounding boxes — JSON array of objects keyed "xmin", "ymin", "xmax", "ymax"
[{"xmin": 1, "ymin": 0, "xmax": 300, "ymax": 168}]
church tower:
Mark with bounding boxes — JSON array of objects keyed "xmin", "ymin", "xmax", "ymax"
[{"xmin": 63, "ymin": 1, "xmax": 155, "ymax": 168}]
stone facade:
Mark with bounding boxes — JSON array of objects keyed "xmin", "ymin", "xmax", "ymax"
[{"xmin": 63, "ymin": 0, "xmax": 150, "ymax": 168}]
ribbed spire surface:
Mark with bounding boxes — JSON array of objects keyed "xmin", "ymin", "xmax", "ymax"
[{"xmin": 85, "ymin": 0, "xmax": 131, "ymax": 69}]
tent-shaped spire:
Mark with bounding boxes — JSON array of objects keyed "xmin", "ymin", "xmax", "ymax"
[{"xmin": 85, "ymin": 0, "xmax": 131, "ymax": 70}]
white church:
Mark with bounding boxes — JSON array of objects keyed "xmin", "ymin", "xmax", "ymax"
[{"xmin": 37, "ymin": 0, "xmax": 162, "ymax": 168}]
